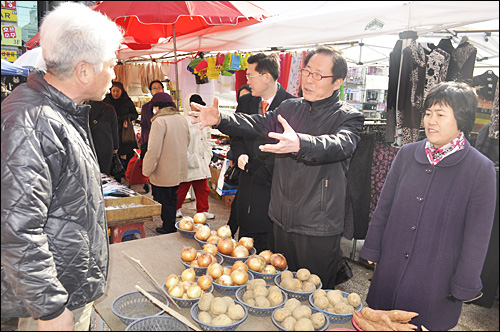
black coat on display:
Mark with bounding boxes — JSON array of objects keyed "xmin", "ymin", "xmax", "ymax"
[
  {"xmin": 89, "ymin": 101, "xmax": 119, "ymax": 175},
  {"xmin": 230, "ymin": 84, "xmax": 296, "ymax": 239}
]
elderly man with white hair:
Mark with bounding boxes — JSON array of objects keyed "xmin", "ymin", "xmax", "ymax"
[{"xmin": 1, "ymin": 2, "xmax": 123, "ymax": 331}]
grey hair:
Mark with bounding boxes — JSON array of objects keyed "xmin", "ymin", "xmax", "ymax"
[{"xmin": 40, "ymin": 2, "xmax": 123, "ymax": 79}]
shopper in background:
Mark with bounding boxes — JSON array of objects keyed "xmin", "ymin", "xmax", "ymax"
[
  {"xmin": 176, "ymin": 93, "xmax": 215, "ymax": 220},
  {"xmin": 143, "ymin": 92, "xmax": 190, "ymax": 234},
  {"xmin": 104, "ymin": 81, "xmax": 139, "ymax": 179},
  {"xmin": 189, "ymin": 46, "xmax": 364, "ymax": 289},
  {"xmin": 88, "ymin": 100, "xmax": 119, "ymax": 176},
  {"xmin": 1, "ymin": 2, "xmax": 122, "ymax": 330},
  {"xmin": 360, "ymin": 82, "xmax": 496, "ymax": 330},
  {"xmin": 140, "ymin": 80, "xmax": 165, "ymax": 160}
]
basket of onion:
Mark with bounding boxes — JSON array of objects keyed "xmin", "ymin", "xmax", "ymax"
[
  {"xmin": 175, "ymin": 217, "xmax": 197, "ymax": 239},
  {"xmin": 207, "ymin": 261, "xmax": 255, "ymax": 296},
  {"xmin": 275, "ymin": 269, "xmax": 323, "ymax": 302},
  {"xmin": 235, "ymin": 278, "xmax": 288, "ymax": 317},
  {"xmin": 180, "ymin": 246, "xmax": 223, "ymax": 276},
  {"xmin": 194, "ymin": 224, "xmax": 220, "ymax": 249},
  {"xmin": 246, "ymin": 251, "xmax": 288, "ymax": 284},
  {"xmin": 162, "ymin": 269, "xmax": 214, "ymax": 308},
  {"xmin": 217, "ymin": 234, "xmax": 257, "ymax": 265}
]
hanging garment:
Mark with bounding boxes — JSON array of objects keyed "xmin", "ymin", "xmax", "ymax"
[
  {"xmin": 206, "ymin": 56, "xmax": 219, "ymax": 79},
  {"xmin": 423, "ymin": 48, "xmax": 450, "ymax": 100},
  {"xmin": 194, "ymin": 59, "xmax": 208, "ymax": 79},
  {"xmin": 221, "ymin": 53, "xmax": 234, "ymax": 76},
  {"xmin": 447, "ymin": 40, "xmax": 477, "ymax": 86},
  {"xmin": 277, "ymin": 53, "xmax": 285, "ymax": 86},
  {"xmin": 240, "ymin": 53, "xmax": 251, "ymax": 70},
  {"xmin": 490, "ymin": 84, "xmax": 499, "ymax": 139},
  {"xmin": 286, "ymin": 52, "xmax": 304, "ymax": 97},
  {"xmin": 230, "ymin": 53, "xmax": 241, "ymax": 71},
  {"xmin": 216, "ymin": 53, "xmax": 225, "ymax": 70},
  {"xmin": 385, "ymin": 40, "xmax": 403, "ymax": 143},
  {"xmin": 473, "ymin": 70, "xmax": 498, "ymax": 101}
]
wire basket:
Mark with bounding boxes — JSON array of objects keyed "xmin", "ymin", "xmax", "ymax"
[
  {"xmin": 125, "ymin": 316, "xmax": 190, "ymax": 331},
  {"xmin": 111, "ymin": 291, "xmax": 168, "ymax": 326},
  {"xmin": 190, "ymin": 302, "xmax": 248, "ymax": 331},
  {"xmin": 162, "ymin": 277, "xmax": 214, "ymax": 308},
  {"xmin": 274, "ymin": 272, "xmax": 323, "ymax": 302},
  {"xmin": 194, "ymin": 234, "xmax": 214, "ymax": 249},
  {"xmin": 180, "ymin": 251, "xmax": 224, "ymax": 276},
  {"xmin": 271, "ymin": 305, "xmax": 330, "ymax": 331},
  {"xmin": 234, "ymin": 284, "xmax": 288, "ymax": 317},
  {"xmin": 175, "ymin": 221, "xmax": 196, "ymax": 239},
  {"xmin": 308, "ymin": 290, "xmax": 363, "ymax": 324},
  {"xmin": 212, "ymin": 273, "xmax": 254, "ymax": 296},
  {"xmin": 218, "ymin": 247, "xmax": 256, "ymax": 266},
  {"xmin": 247, "ymin": 264, "xmax": 288, "ymax": 284}
]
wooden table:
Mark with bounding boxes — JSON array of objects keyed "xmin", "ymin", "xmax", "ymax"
[{"xmin": 93, "ymin": 232, "xmax": 357, "ymax": 330}]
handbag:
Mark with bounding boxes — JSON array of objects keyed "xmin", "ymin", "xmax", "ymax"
[
  {"xmin": 122, "ymin": 117, "xmax": 137, "ymax": 144},
  {"xmin": 110, "ymin": 153, "xmax": 125, "ymax": 178},
  {"xmin": 224, "ymin": 164, "xmax": 240, "ymax": 186}
]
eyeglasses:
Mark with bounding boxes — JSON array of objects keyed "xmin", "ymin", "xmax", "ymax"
[
  {"xmin": 246, "ymin": 73, "xmax": 264, "ymax": 80},
  {"xmin": 301, "ymin": 68, "xmax": 334, "ymax": 81}
]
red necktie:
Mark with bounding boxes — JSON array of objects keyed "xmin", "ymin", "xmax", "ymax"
[{"xmin": 262, "ymin": 101, "xmax": 269, "ymax": 114}]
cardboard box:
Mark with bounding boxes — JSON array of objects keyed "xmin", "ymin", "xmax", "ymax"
[
  {"xmin": 104, "ymin": 195, "xmax": 161, "ymax": 222},
  {"xmin": 222, "ymin": 195, "xmax": 235, "ymax": 208}
]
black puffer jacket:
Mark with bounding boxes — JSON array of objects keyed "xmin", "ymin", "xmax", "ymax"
[
  {"xmin": 218, "ymin": 90, "xmax": 364, "ymax": 236},
  {"xmin": 1, "ymin": 71, "xmax": 108, "ymax": 319}
]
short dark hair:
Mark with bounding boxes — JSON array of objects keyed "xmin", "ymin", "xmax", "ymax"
[
  {"xmin": 237, "ymin": 84, "xmax": 251, "ymax": 102},
  {"xmin": 247, "ymin": 53, "xmax": 280, "ymax": 81},
  {"xmin": 304, "ymin": 46, "xmax": 348, "ymax": 84},
  {"xmin": 424, "ymin": 81, "xmax": 478, "ymax": 138},
  {"xmin": 149, "ymin": 80, "xmax": 164, "ymax": 91},
  {"xmin": 152, "ymin": 101, "xmax": 175, "ymax": 109}
]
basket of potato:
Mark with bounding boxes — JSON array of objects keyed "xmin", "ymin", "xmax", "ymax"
[
  {"xmin": 162, "ymin": 269, "xmax": 214, "ymax": 308},
  {"xmin": 309, "ymin": 289, "xmax": 363, "ymax": 324},
  {"xmin": 234, "ymin": 278, "xmax": 288, "ymax": 317},
  {"xmin": 271, "ymin": 298, "xmax": 330, "ymax": 331},
  {"xmin": 274, "ymin": 269, "xmax": 322, "ymax": 301},
  {"xmin": 190, "ymin": 293, "xmax": 248, "ymax": 331}
]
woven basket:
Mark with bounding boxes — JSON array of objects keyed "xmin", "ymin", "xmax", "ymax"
[
  {"xmin": 111, "ymin": 291, "xmax": 168, "ymax": 326},
  {"xmin": 308, "ymin": 290, "xmax": 363, "ymax": 324},
  {"xmin": 125, "ymin": 316, "xmax": 189, "ymax": 331},
  {"xmin": 180, "ymin": 251, "xmax": 224, "ymax": 276},
  {"xmin": 190, "ymin": 302, "xmax": 248, "ymax": 331},
  {"xmin": 162, "ymin": 277, "xmax": 214, "ymax": 308},
  {"xmin": 234, "ymin": 284, "xmax": 287, "ymax": 317},
  {"xmin": 271, "ymin": 305, "xmax": 330, "ymax": 331},
  {"xmin": 175, "ymin": 221, "xmax": 196, "ymax": 239},
  {"xmin": 274, "ymin": 272, "xmax": 322, "ymax": 301},
  {"xmin": 212, "ymin": 273, "xmax": 254, "ymax": 296}
]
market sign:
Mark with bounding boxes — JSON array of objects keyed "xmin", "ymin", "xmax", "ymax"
[
  {"xmin": 1, "ymin": 25, "xmax": 21, "ymax": 46},
  {"xmin": 1, "ymin": 8, "xmax": 17, "ymax": 22},
  {"xmin": 1, "ymin": 48, "xmax": 18, "ymax": 61},
  {"xmin": 1, "ymin": 1, "xmax": 17, "ymax": 10}
]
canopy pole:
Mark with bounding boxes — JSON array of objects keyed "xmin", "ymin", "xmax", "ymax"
[{"xmin": 173, "ymin": 23, "xmax": 180, "ymax": 108}]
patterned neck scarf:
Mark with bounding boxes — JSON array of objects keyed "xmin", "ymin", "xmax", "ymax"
[{"xmin": 425, "ymin": 132, "xmax": 465, "ymax": 166}]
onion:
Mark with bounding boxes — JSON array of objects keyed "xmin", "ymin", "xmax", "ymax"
[
  {"xmin": 165, "ymin": 274, "xmax": 180, "ymax": 289},
  {"xmin": 193, "ymin": 212, "xmax": 207, "ymax": 224},
  {"xmin": 179, "ymin": 217, "xmax": 194, "ymax": 231},
  {"xmin": 232, "ymin": 260, "xmax": 249, "ymax": 272},
  {"xmin": 231, "ymin": 238, "xmax": 239, "ymax": 249},
  {"xmin": 217, "ymin": 238, "xmax": 234, "ymax": 255},
  {"xmin": 180, "ymin": 280, "xmax": 193, "ymax": 292},
  {"xmin": 206, "ymin": 235, "xmax": 221, "ymax": 244},
  {"xmin": 247, "ymin": 254, "xmax": 266, "ymax": 272},
  {"xmin": 216, "ymin": 274, "xmax": 234, "ymax": 286},
  {"xmin": 197, "ymin": 253, "xmax": 213, "ymax": 268},
  {"xmin": 207, "ymin": 263, "xmax": 224, "ymax": 279},
  {"xmin": 239, "ymin": 237, "xmax": 254, "ymax": 251},
  {"xmin": 190, "ymin": 260, "xmax": 199, "ymax": 267},
  {"xmin": 168, "ymin": 284, "xmax": 184, "ymax": 298},
  {"xmin": 231, "ymin": 245, "xmax": 249, "ymax": 258},
  {"xmin": 186, "ymin": 285, "xmax": 203, "ymax": 299},
  {"xmin": 181, "ymin": 246, "xmax": 198, "ymax": 262},
  {"xmin": 270, "ymin": 253, "xmax": 287, "ymax": 270},
  {"xmin": 217, "ymin": 225, "xmax": 232, "ymax": 238},
  {"xmin": 223, "ymin": 267, "xmax": 232, "ymax": 275},
  {"xmin": 181, "ymin": 268, "xmax": 196, "ymax": 282},
  {"xmin": 231, "ymin": 268, "xmax": 249, "ymax": 285},
  {"xmin": 195, "ymin": 224, "xmax": 211, "ymax": 241},
  {"xmin": 259, "ymin": 250, "xmax": 273, "ymax": 264},
  {"xmin": 262, "ymin": 264, "xmax": 277, "ymax": 274},
  {"xmin": 197, "ymin": 275, "xmax": 213, "ymax": 291},
  {"xmin": 203, "ymin": 243, "xmax": 218, "ymax": 256}
]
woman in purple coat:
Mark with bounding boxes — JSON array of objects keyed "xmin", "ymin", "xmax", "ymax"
[{"xmin": 360, "ymin": 82, "xmax": 496, "ymax": 330}]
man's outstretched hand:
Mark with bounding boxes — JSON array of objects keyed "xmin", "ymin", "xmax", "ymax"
[
  {"xmin": 259, "ymin": 114, "xmax": 300, "ymax": 154},
  {"xmin": 189, "ymin": 97, "xmax": 221, "ymax": 129}
]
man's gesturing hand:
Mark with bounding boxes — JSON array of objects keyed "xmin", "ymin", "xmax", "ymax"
[
  {"xmin": 259, "ymin": 114, "xmax": 300, "ymax": 154},
  {"xmin": 189, "ymin": 97, "xmax": 221, "ymax": 129}
]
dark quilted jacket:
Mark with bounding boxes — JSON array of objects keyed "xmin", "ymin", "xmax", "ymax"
[{"xmin": 1, "ymin": 71, "xmax": 109, "ymax": 318}]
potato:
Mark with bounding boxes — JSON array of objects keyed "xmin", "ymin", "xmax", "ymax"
[
  {"xmin": 198, "ymin": 293, "xmax": 214, "ymax": 311},
  {"xmin": 281, "ymin": 316, "xmax": 297, "ymax": 331},
  {"xmin": 210, "ymin": 297, "xmax": 228, "ymax": 316},
  {"xmin": 198, "ymin": 311, "xmax": 212, "ymax": 324},
  {"xmin": 247, "ymin": 278, "xmax": 266, "ymax": 290},
  {"xmin": 211, "ymin": 314, "xmax": 232, "ymax": 326},
  {"xmin": 327, "ymin": 290, "xmax": 343, "ymax": 306},
  {"xmin": 284, "ymin": 298, "xmax": 302, "ymax": 311},
  {"xmin": 307, "ymin": 274, "xmax": 322, "ymax": 286},
  {"xmin": 242, "ymin": 290, "xmax": 254, "ymax": 302},
  {"xmin": 253, "ymin": 285, "xmax": 269, "ymax": 298},
  {"xmin": 273, "ymin": 307, "xmax": 292, "ymax": 322},
  {"xmin": 268, "ymin": 285, "xmax": 281, "ymax": 294},
  {"xmin": 292, "ymin": 305, "xmax": 312, "ymax": 320},
  {"xmin": 296, "ymin": 268, "xmax": 311, "ymax": 281},
  {"xmin": 295, "ymin": 317, "xmax": 315, "ymax": 331},
  {"xmin": 281, "ymin": 270, "xmax": 294, "ymax": 280},
  {"xmin": 281, "ymin": 278, "xmax": 297, "ymax": 291},
  {"xmin": 334, "ymin": 301, "xmax": 353, "ymax": 314},
  {"xmin": 313, "ymin": 296, "xmax": 330, "ymax": 310},
  {"xmin": 255, "ymin": 295, "xmax": 271, "ymax": 308},
  {"xmin": 222, "ymin": 296, "xmax": 234, "ymax": 308},
  {"xmin": 348, "ymin": 293, "xmax": 361, "ymax": 307},
  {"xmin": 310, "ymin": 312, "xmax": 326, "ymax": 330},
  {"xmin": 245, "ymin": 298, "xmax": 256, "ymax": 306},
  {"xmin": 312, "ymin": 289, "xmax": 327, "ymax": 301},
  {"xmin": 301, "ymin": 281, "xmax": 316, "ymax": 292},
  {"xmin": 294, "ymin": 278, "xmax": 303, "ymax": 290},
  {"xmin": 227, "ymin": 304, "xmax": 245, "ymax": 320},
  {"xmin": 326, "ymin": 306, "xmax": 336, "ymax": 313},
  {"xmin": 268, "ymin": 290, "xmax": 284, "ymax": 306}
]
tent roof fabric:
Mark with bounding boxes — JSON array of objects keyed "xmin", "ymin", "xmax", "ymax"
[{"xmin": 1, "ymin": 59, "xmax": 29, "ymax": 76}]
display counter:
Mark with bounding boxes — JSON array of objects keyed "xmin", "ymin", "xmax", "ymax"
[{"xmin": 93, "ymin": 232, "xmax": 357, "ymax": 330}]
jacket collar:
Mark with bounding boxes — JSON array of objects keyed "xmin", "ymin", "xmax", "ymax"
[
  {"xmin": 305, "ymin": 90, "xmax": 341, "ymax": 110},
  {"xmin": 414, "ymin": 138, "xmax": 470, "ymax": 167}
]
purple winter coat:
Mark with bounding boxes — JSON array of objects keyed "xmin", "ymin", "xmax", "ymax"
[{"xmin": 360, "ymin": 139, "xmax": 496, "ymax": 331}]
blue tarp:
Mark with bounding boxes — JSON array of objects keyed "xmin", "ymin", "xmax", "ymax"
[{"xmin": 1, "ymin": 59, "xmax": 29, "ymax": 76}]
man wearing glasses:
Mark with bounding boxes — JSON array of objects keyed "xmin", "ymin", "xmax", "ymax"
[
  {"xmin": 190, "ymin": 46, "xmax": 364, "ymax": 289},
  {"xmin": 231, "ymin": 53, "xmax": 295, "ymax": 252}
]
